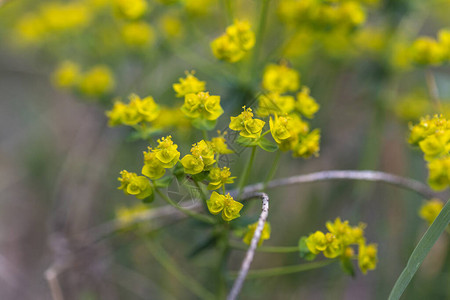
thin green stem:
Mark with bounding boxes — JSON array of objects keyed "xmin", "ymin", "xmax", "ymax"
[
  {"xmin": 202, "ymin": 130, "xmax": 209, "ymax": 141},
  {"xmin": 250, "ymin": 0, "xmax": 270, "ymax": 76},
  {"xmin": 223, "ymin": 0, "xmax": 233, "ymax": 25},
  {"xmin": 229, "ymin": 260, "xmax": 336, "ymax": 279},
  {"xmin": 260, "ymin": 130, "xmax": 271, "ymax": 138},
  {"xmin": 238, "ymin": 146, "xmax": 257, "ymax": 198},
  {"xmin": 155, "ymin": 188, "xmax": 215, "ymax": 224},
  {"xmin": 146, "ymin": 240, "xmax": 215, "ymax": 300},
  {"xmin": 230, "ymin": 241, "xmax": 298, "ymax": 253},
  {"xmin": 263, "ymin": 150, "xmax": 281, "ymax": 189}
]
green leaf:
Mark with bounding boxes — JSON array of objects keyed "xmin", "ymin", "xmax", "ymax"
[
  {"xmin": 154, "ymin": 176, "xmax": 173, "ymax": 188},
  {"xmin": 258, "ymin": 137, "xmax": 278, "ymax": 152},
  {"xmin": 340, "ymin": 256, "xmax": 355, "ymax": 277},
  {"xmin": 191, "ymin": 171, "xmax": 209, "ymax": 182},
  {"xmin": 142, "ymin": 192, "xmax": 155, "ymax": 203},
  {"xmin": 236, "ymin": 135, "xmax": 259, "ymax": 147},
  {"xmin": 172, "ymin": 162, "xmax": 185, "ymax": 179},
  {"xmin": 128, "ymin": 127, "xmax": 161, "ymax": 141},
  {"xmin": 388, "ymin": 199, "xmax": 450, "ymax": 300},
  {"xmin": 192, "ymin": 118, "xmax": 216, "ymax": 131},
  {"xmin": 298, "ymin": 236, "xmax": 316, "ymax": 261}
]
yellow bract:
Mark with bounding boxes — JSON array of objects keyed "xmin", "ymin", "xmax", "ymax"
[
  {"xmin": 114, "ymin": 0, "xmax": 148, "ymax": 20},
  {"xmin": 211, "ymin": 20, "xmax": 255, "ymax": 63},
  {"xmin": 181, "ymin": 140, "xmax": 216, "ymax": 174},
  {"xmin": 419, "ymin": 199, "xmax": 444, "ymax": 225},
  {"xmin": 262, "ymin": 63, "xmax": 300, "ymax": 94},
  {"xmin": 243, "ymin": 221, "xmax": 271, "ymax": 246},
  {"xmin": 106, "ymin": 93, "xmax": 160, "ymax": 126},
  {"xmin": 229, "ymin": 107, "xmax": 266, "ymax": 139},
  {"xmin": 207, "ymin": 167, "xmax": 236, "ymax": 190},
  {"xmin": 78, "ymin": 65, "xmax": 115, "ymax": 97},
  {"xmin": 210, "ymin": 133, "xmax": 233, "ymax": 154},
  {"xmin": 358, "ymin": 243, "xmax": 378, "ymax": 274},
  {"xmin": 207, "ymin": 192, "xmax": 243, "ymax": 221},
  {"xmin": 181, "ymin": 92, "xmax": 223, "ymax": 121},
  {"xmin": 52, "ymin": 61, "xmax": 81, "ymax": 89},
  {"xmin": 296, "ymin": 87, "xmax": 320, "ymax": 119},
  {"xmin": 121, "ymin": 21, "xmax": 155, "ymax": 47},
  {"xmin": 118, "ymin": 170, "xmax": 153, "ymax": 200},
  {"xmin": 293, "ymin": 129, "xmax": 321, "ymax": 158},
  {"xmin": 173, "ymin": 72, "xmax": 206, "ymax": 98}
]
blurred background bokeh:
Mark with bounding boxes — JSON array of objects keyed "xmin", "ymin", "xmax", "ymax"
[{"xmin": 0, "ymin": 0, "xmax": 449, "ymax": 299}]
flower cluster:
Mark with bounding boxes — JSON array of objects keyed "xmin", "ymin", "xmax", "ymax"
[
  {"xmin": 52, "ymin": 62, "xmax": 115, "ymax": 98},
  {"xmin": 181, "ymin": 140, "xmax": 216, "ymax": 174},
  {"xmin": 121, "ymin": 21, "xmax": 155, "ymax": 48},
  {"xmin": 410, "ymin": 29, "xmax": 450, "ymax": 66},
  {"xmin": 207, "ymin": 192, "xmax": 243, "ymax": 221},
  {"xmin": 243, "ymin": 221, "xmax": 271, "ymax": 246},
  {"xmin": 107, "ymin": 94, "xmax": 160, "ymax": 126},
  {"xmin": 142, "ymin": 136, "xmax": 180, "ymax": 179},
  {"xmin": 118, "ymin": 170, "xmax": 153, "ymax": 200},
  {"xmin": 303, "ymin": 218, "xmax": 377, "ymax": 274},
  {"xmin": 229, "ymin": 107, "xmax": 266, "ymax": 139},
  {"xmin": 409, "ymin": 115, "xmax": 450, "ymax": 190},
  {"xmin": 207, "ymin": 167, "xmax": 236, "ymax": 190},
  {"xmin": 173, "ymin": 72, "xmax": 206, "ymax": 98},
  {"xmin": 211, "ymin": 19, "xmax": 255, "ymax": 63},
  {"xmin": 419, "ymin": 199, "xmax": 444, "ymax": 225}
]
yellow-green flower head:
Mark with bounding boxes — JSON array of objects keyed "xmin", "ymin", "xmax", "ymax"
[
  {"xmin": 78, "ymin": 65, "xmax": 115, "ymax": 97},
  {"xmin": 408, "ymin": 115, "xmax": 450, "ymax": 145},
  {"xmin": 118, "ymin": 170, "xmax": 153, "ymax": 200},
  {"xmin": 229, "ymin": 107, "xmax": 266, "ymax": 139},
  {"xmin": 159, "ymin": 14, "xmax": 184, "ymax": 39},
  {"xmin": 207, "ymin": 167, "xmax": 236, "ymax": 190},
  {"xmin": 207, "ymin": 192, "xmax": 243, "ymax": 222},
  {"xmin": 184, "ymin": 0, "xmax": 215, "ymax": 16},
  {"xmin": 293, "ymin": 129, "xmax": 320, "ymax": 158},
  {"xmin": 129, "ymin": 93, "xmax": 160, "ymax": 123},
  {"xmin": 305, "ymin": 231, "xmax": 342, "ymax": 258},
  {"xmin": 438, "ymin": 29, "xmax": 450, "ymax": 61},
  {"xmin": 257, "ymin": 93, "xmax": 295, "ymax": 117},
  {"xmin": 243, "ymin": 221, "xmax": 271, "ymax": 246},
  {"xmin": 106, "ymin": 100, "xmax": 129, "ymax": 126},
  {"xmin": 326, "ymin": 218, "xmax": 366, "ymax": 245},
  {"xmin": 410, "ymin": 37, "xmax": 446, "ymax": 66},
  {"xmin": 419, "ymin": 199, "xmax": 444, "ymax": 225},
  {"xmin": 272, "ymin": 114, "xmax": 310, "ymax": 151},
  {"xmin": 210, "ymin": 132, "xmax": 233, "ymax": 154},
  {"xmin": 296, "ymin": 87, "xmax": 320, "ymax": 119},
  {"xmin": 114, "ymin": 0, "xmax": 148, "ymax": 20},
  {"xmin": 181, "ymin": 154, "xmax": 204, "ymax": 174},
  {"xmin": 358, "ymin": 243, "xmax": 378, "ymax": 274},
  {"xmin": 270, "ymin": 114, "xmax": 293, "ymax": 144},
  {"xmin": 394, "ymin": 91, "xmax": 431, "ymax": 122},
  {"xmin": 428, "ymin": 157, "xmax": 450, "ymax": 190},
  {"xmin": 115, "ymin": 203, "xmax": 149, "ymax": 226},
  {"xmin": 419, "ymin": 131, "xmax": 450, "ymax": 161},
  {"xmin": 211, "ymin": 34, "xmax": 246, "ymax": 63},
  {"xmin": 226, "ymin": 19, "xmax": 256, "ymax": 52},
  {"xmin": 338, "ymin": 1, "xmax": 366, "ymax": 27},
  {"xmin": 173, "ymin": 71, "xmax": 206, "ymax": 98},
  {"xmin": 152, "ymin": 106, "xmax": 191, "ymax": 131},
  {"xmin": 153, "ymin": 136, "xmax": 180, "ymax": 168},
  {"xmin": 40, "ymin": 2, "xmax": 92, "ymax": 32},
  {"xmin": 142, "ymin": 148, "xmax": 166, "ymax": 179},
  {"xmin": 262, "ymin": 63, "xmax": 300, "ymax": 93},
  {"xmin": 191, "ymin": 140, "xmax": 216, "ymax": 167},
  {"xmin": 52, "ymin": 61, "xmax": 81, "ymax": 89},
  {"xmin": 121, "ymin": 21, "xmax": 155, "ymax": 47},
  {"xmin": 181, "ymin": 92, "xmax": 223, "ymax": 121}
]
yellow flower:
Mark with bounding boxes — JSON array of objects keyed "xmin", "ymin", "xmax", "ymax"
[
  {"xmin": 211, "ymin": 19, "xmax": 255, "ymax": 63},
  {"xmin": 191, "ymin": 140, "xmax": 216, "ymax": 167},
  {"xmin": 419, "ymin": 132, "xmax": 450, "ymax": 161},
  {"xmin": 409, "ymin": 115, "xmax": 450, "ymax": 146},
  {"xmin": 305, "ymin": 231, "xmax": 342, "ymax": 258},
  {"xmin": 229, "ymin": 107, "xmax": 266, "ymax": 139},
  {"xmin": 121, "ymin": 21, "xmax": 155, "ymax": 47},
  {"xmin": 142, "ymin": 149, "xmax": 166, "ymax": 179},
  {"xmin": 326, "ymin": 218, "xmax": 366, "ymax": 245},
  {"xmin": 129, "ymin": 93, "xmax": 160, "ymax": 122},
  {"xmin": 118, "ymin": 170, "xmax": 153, "ymax": 200},
  {"xmin": 181, "ymin": 92, "xmax": 223, "ymax": 121},
  {"xmin": 40, "ymin": 2, "xmax": 91, "ymax": 31},
  {"xmin": 207, "ymin": 192, "xmax": 243, "ymax": 221},
  {"xmin": 52, "ymin": 61, "xmax": 81, "ymax": 89},
  {"xmin": 16, "ymin": 14, "xmax": 46, "ymax": 43},
  {"xmin": 173, "ymin": 72, "xmax": 206, "ymax": 98},
  {"xmin": 181, "ymin": 154, "xmax": 205, "ymax": 174},
  {"xmin": 210, "ymin": 132, "xmax": 233, "ymax": 154},
  {"xmin": 153, "ymin": 136, "xmax": 180, "ymax": 168},
  {"xmin": 438, "ymin": 29, "xmax": 450, "ymax": 61},
  {"xmin": 358, "ymin": 243, "xmax": 378, "ymax": 274},
  {"xmin": 296, "ymin": 87, "xmax": 319, "ymax": 119},
  {"xmin": 262, "ymin": 63, "xmax": 300, "ymax": 93},
  {"xmin": 410, "ymin": 37, "xmax": 445, "ymax": 66},
  {"xmin": 293, "ymin": 129, "xmax": 320, "ymax": 158},
  {"xmin": 159, "ymin": 14, "xmax": 184, "ymax": 39},
  {"xmin": 78, "ymin": 65, "xmax": 115, "ymax": 97},
  {"xmin": 271, "ymin": 114, "xmax": 309, "ymax": 151},
  {"xmin": 114, "ymin": 0, "xmax": 148, "ymax": 20},
  {"xmin": 428, "ymin": 157, "xmax": 450, "ymax": 190},
  {"xmin": 257, "ymin": 93, "xmax": 295, "ymax": 117},
  {"xmin": 243, "ymin": 221, "xmax": 271, "ymax": 246},
  {"xmin": 419, "ymin": 199, "xmax": 444, "ymax": 225},
  {"xmin": 106, "ymin": 100, "xmax": 129, "ymax": 126},
  {"xmin": 207, "ymin": 167, "xmax": 236, "ymax": 190},
  {"xmin": 269, "ymin": 115, "xmax": 293, "ymax": 144}
]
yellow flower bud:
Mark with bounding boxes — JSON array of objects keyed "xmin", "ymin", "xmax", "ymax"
[
  {"xmin": 243, "ymin": 221, "xmax": 271, "ymax": 246},
  {"xmin": 52, "ymin": 61, "xmax": 81, "ymax": 89},
  {"xmin": 207, "ymin": 167, "xmax": 236, "ymax": 190},
  {"xmin": 173, "ymin": 72, "xmax": 206, "ymax": 98},
  {"xmin": 121, "ymin": 21, "xmax": 155, "ymax": 47},
  {"xmin": 154, "ymin": 136, "xmax": 180, "ymax": 168},
  {"xmin": 358, "ymin": 243, "xmax": 377, "ymax": 274},
  {"xmin": 410, "ymin": 37, "xmax": 445, "ymax": 66}
]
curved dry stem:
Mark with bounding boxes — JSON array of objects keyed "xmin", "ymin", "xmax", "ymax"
[{"xmin": 227, "ymin": 192, "xmax": 269, "ymax": 300}]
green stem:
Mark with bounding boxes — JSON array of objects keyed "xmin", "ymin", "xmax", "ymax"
[
  {"xmin": 223, "ymin": 0, "xmax": 233, "ymax": 24},
  {"xmin": 229, "ymin": 260, "xmax": 336, "ymax": 279},
  {"xmin": 263, "ymin": 150, "xmax": 281, "ymax": 189},
  {"xmin": 238, "ymin": 146, "xmax": 257, "ymax": 197},
  {"xmin": 230, "ymin": 241, "xmax": 298, "ymax": 253},
  {"xmin": 202, "ymin": 130, "xmax": 208, "ymax": 141},
  {"xmin": 260, "ymin": 130, "xmax": 271, "ymax": 138},
  {"xmin": 146, "ymin": 240, "xmax": 215, "ymax": 300},
  {"xmin": 217, "ymin": 227, "xmax": 230, "ymax": 299},
  {"xmin": 155, "ymin": 188, "xmax": 215, "ymax": 224},
  {"xmin": 250, "ymin": 0, "xmax": 270, "ymax": 76}
]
